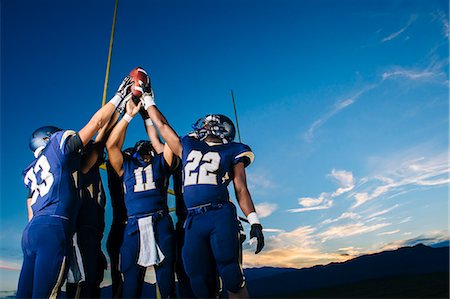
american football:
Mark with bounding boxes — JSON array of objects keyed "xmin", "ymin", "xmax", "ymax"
[{"xmin": 129, "ymin": 67, "xmax": 149, "ymax": 98}]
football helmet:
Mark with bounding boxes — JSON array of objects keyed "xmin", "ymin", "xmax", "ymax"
[
  {"xmin": 191, "ymin": 114, "xmax": 236, "ymax": 143},
  {"xmin": 29, "ymin": 125, "xmax": 61, "ymax": 154},
  {"xmin": 132, "ymin": 140, "xmax": 156, "ymax": 162}
]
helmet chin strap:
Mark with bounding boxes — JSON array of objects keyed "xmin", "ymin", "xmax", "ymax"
[{"xmin": 34, "ymin": 146, "xmax": 45, "ymax": 158}]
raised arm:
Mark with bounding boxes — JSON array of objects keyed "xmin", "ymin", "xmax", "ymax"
[
  {"xmin": 141, "ymin": 89, "xmax": 183, "ymax": 158},
  {"xmin": 80, "ymin": 109, "xmax": 121, "ymax": 174},
  {"xmin": 139, "ymin": 107, "xmax": 164, "ymax": 154},
  {"xmin": 106, "ymin": 100, "xmax": 142, "ymax": 176},
  {"xmin": 233, "ymin": 162, "xmax": 264, "ymax": 254},
  {"xmin": 78, "ymin": 76, "xmax": 133, "ymax": 146}
]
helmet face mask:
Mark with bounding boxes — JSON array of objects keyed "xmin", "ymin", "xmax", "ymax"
[
  {"xmin": 192, "ymin": 114, "xmax": 236, "ymax": 144},
  {"xmin": 29, "ymin": 126, "xmax": 62, "ymax": 155},
  {"xmin": 133, "ymin": 140, "xmax": 155, "ymax": 162}
]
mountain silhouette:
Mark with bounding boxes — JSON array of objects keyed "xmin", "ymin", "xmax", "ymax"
[{"xmin": 245, "ymin": 243, "xmax": 449, "ymax": 298}]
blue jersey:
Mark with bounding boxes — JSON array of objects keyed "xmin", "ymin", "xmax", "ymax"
[
  {"xmin": 122, "ymin": 152, "xmax": 171, "ymax": 217},
  {"xmin": 77, "ymin": 165, "xmax": 106, "ymax": 232},
  {"xmin": 181, "ymin": 136, "xmax": 254, "ymax": 208},
  {"xmin": 23, "ymin": 130, "xmax": 81, "ymax": 223}
]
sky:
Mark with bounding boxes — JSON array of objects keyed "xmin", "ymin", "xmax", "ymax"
[{"xmin": 1, "ymin": 0, "xmax": 449, "ymax": 294}]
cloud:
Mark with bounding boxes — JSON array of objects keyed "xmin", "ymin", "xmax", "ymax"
[
  {"xmin": 289, "ymin": 169, "xmax": 356, "ymax": 213},
  {"xmin": 381, "ymin": 15, "xmax": 417, "ymax": 42},
  {"xmin": 0, "ymin": 260, "xmax": 21, "ymax": 271},
  {"xmin": 321, "ymin": 212, "xmax": 361, "ymax": 225},
  {"xmin": 242, "ymin": 226, "xmax": 352, "ymax": 268},
  {"xmin": 255, "ymin": 202, "xmax": 278, "ymax": 218},
  {"xmin": 382, "ymin": 69, "xmax": 435, "ymax": 81},
  {"xmin": 351, "ymin": 153, "xmax": 449, "ymax": 208},
  {"xmin": 366, "ymin": 204, "xmax": 399, "ymax": 219},
  {"xmin": 287, "ymin": 193, "xmax": 333, "ymax": 213},
  {"xmin": 378, "ymin": 230, "xmax": 450, "ymax": 251},
  {"xmin": 377, "ymin": 229, "xmax": 400, "ymax": 236},
  {"xmin": 319, "ymin": 222, "xmax": 391, "ymax": 242},
  {"xmin": 431, "ymin": 10, "xmax": 449, "ymax": 38},
  {"xmin": 304, "ymin": 87, "xmax": 375, "ymax": 142},
  {"xmin": 329, "ymin": 169, "xmax": 355, "ymax": 196}
]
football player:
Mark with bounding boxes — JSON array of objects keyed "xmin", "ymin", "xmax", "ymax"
[
  {"xmin": 106, "ymin": 159, "xmax": 127, "ymax": 298},
  {"xmin": 66, "ymin": 109, "xmax": 122, "ymax": 299},
  {"xmin": 140, "ymin": 82, "xmax": 265, "ymax": 298},
  {"xmin": 17, "ymin": 76, "xmax": 133, "ymax": 298},
  {"xmin": 105, "ymin": 100, "xmax": 177, "ymax": 298}
]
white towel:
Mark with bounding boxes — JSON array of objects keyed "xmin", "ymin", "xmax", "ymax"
[
  {"xmin": 137, "ymin": 215, "xmax": 165, "ymax": 267},
  {"xmin": 67, "ymin": 233, "xmax": 86, "ymax": 283}
]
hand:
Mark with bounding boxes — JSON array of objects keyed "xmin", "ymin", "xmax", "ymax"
[
  {"xmin": 125, "ymin": 99, "xmax": 142, "ymax": 117},
  {"xmin": 116, "ymin": 93, "xmax": 132, "ymax": 114},
  {"xmin": 140, "ymin": 83, "xmax": 156, "ymax": 110},
  {"xmin": 116, "ymin": 75, "xmax": 133, "ymax": 99},
  {"xmin": 250, "ymin": 224, "xmax": 264, "ymax": 254}
]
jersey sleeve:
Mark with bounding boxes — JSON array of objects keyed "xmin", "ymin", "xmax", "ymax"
[
  {"xmin": 233, "ymin": 143, "xmax": 254, "ymax": 167},
  {"xmin": 54, "ymin": 130, "xmax": 82, "ymax": 155}
]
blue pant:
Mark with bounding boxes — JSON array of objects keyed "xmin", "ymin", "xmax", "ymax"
[
  {"xmin": 120, "ymin": 212, "xmax": 176, "ymax": 298},
  {"xmin": 66, "ymin": 226, "xmax": 106, "ymax": 298},
  {"xmin": 183, "ymin": 203, "xmax": 244, "ymax": 298},
  {"xmin": 16, "ymin": 215, "xmax": 73, "ymax": 298}
]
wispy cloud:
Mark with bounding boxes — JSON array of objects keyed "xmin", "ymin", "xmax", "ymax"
[
  {"xmin": 431, "ymin": 10, "xmax": 449, "ymax": 38},
  {"xmin": 255, "ymin": 202, "xmax": 278, "ymax": 218},
  {"xmin": 289, "ymin": 169, "xmax": 356, "ymax": 213},
  {"xmin": 377, "ymin": 229, "xmax": 400, "ymax": 236},
  {"xmin": 382, "ymin": 69, "xmax": 434, "ymax": 81},
  {"xmin": 243, "ymin": 226, "xmax": 352, "ymax": 268},
  {"xmin": 351, "ymin": 153, "xmax": 449, "ymax": 208},
  {"xmin": 378, "ymin": 230, "xmax": 450, "ymax": 251},
  {"xmin": 366, "ymin": 204, "xmax": 399, "ymax": 219},
  {"xmin": 381, "ymin": 15, "xmax": 417, "ymax": 42},
  {"xmin": 304, "ymin": 86, "xmax": 375, "ymax": 142},
  {"xmin": 0, "ymin": 260, "xmax": 21, "ymax": 271},
  {"xmin": 329, "ymin": 169, "xmax": 355, "ymax": 196},
  {"xmin": 319, "ymin": 222, "xmax": 391, "ymax": 242},
  {"xmin": 322, "ymin": 212, "xmax": 361, "ymax": 225}
]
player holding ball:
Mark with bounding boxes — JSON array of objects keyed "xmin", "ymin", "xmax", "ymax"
[{"xmin": 138, "ymin": 67, "xmax": 265, "ymax": 299}]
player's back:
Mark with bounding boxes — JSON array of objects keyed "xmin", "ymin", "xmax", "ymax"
[
  {"xmin": 23, "ymin": 131, "xmax": 81, "ymax": 225},
  {"xmin": 77, "ymin": 165, "xmax": 106, "ymax": 232},
  {"xmin": 181, "ymin": 135, "xmax": 254, "ymax": 208}
]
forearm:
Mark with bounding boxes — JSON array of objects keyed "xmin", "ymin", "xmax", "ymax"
[
  {"xmin": 144, "ymin": 120, "xmax": 164, "ymax": 153},
  {"xmin": 78, "ymin": 102, "xmax": 117, "ymax": 146},
  {"xmin": 236, "ymin": 187, "xmax": 256, "ymax": 217},
  {"xmin": 95, "ymin": 110, "xmax": 120, "ymax": 144},
  {"xmin": 106, "ymin": 118, "xmax": 129, "ymax": 152},
  {"xmin": 146, "ymin": 105, "xmax": 182, "ymax": 157}
]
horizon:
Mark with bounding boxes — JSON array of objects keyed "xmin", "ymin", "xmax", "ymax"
[{"xmin": 1, "ymin": 0, "xmax": 449, "ymax": 294}]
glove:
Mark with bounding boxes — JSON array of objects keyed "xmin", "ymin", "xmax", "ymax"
[
  {"xmin": 116, "ymin": 75, "xmax": 133, "ymax": 99},
  {"xmin": 141, "ymin": 82, "xmax": 156, "ymax": 110},
  {"xmin": 250, "ymin": 224, "xmax": 264, "ymax": 254},
  {"xmin": 115, "ymin": 93, "xmax": 132, "ymax": 114}
]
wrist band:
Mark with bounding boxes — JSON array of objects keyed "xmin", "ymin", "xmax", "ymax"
[
  {"xmin": 123, "ymin": 114, "xmax": 133, "ymax": 123},
  {"xmin": 109, "ymin": 94, "xmax": 122, "ymax": 108},
  {"xmin": 247, "ymin": 212, "xmax": 260, "ymax": 225},
  {"xmin": 144, "ymin": 118, "xmax": 153, "ymax": 126},
  {"xmin": 143, "ymin": 94, "xmax": 156, "ymax": 110}
]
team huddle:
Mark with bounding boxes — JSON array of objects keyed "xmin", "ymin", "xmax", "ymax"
[{"xmin": 17, "ymin": 67, "xmax": 265, "ymax": 299}]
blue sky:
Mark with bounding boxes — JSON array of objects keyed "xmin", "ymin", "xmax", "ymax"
[{"xmin": 1, "ymin": 0, "xmax": 449, "ymax": 293}]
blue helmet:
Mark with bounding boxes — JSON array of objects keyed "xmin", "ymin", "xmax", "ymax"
[
  {"xmin": 29, "ymin": 125, "xmax": 61, "ymax": 153},
  {"xmin": 132, "ymin": 140, "xmax": 156, "ymax": 162},
  {"xmin": 192, "ymin": 114, "xmax": 236, "ymax": 143}
]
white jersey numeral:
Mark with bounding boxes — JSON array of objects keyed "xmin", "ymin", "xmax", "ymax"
[
  {"xmin": 184, "ymin": 150, "xmax": 221, "ymax": 186},
  {"xmin": 24, "ymin": 155, "xmax": 55, "ymax": 205},
  {"xmin": 134, "ymin": 164, "xmax": 156, "ymax": 192}
]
